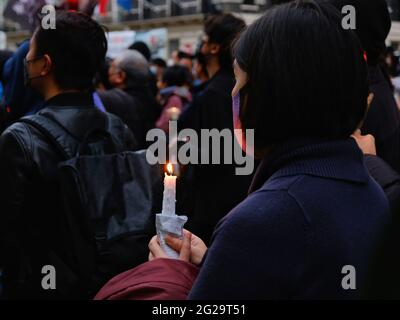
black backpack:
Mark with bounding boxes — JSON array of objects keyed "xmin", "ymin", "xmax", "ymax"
[{"xmin": 19, "ymin": 115, "xmax": 163, "ymax": 298}]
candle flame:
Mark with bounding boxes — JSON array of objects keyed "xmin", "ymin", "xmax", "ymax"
[{"xmin": 166, "ymin": 163, "xmax": 174, "ymax": 175}]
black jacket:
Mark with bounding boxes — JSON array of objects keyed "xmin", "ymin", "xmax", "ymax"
[
  {"xmin": 362, "ymin": 66, "xmax": 400, "ymax": 172},
  {"xmin": 98, "ymin": 86, "xmax": 161, "ymax": 150},
  {"xmin": 178, "ymin": 69, "xmax": 253, "ymax": 244},
  {"xmin": 0, "ymin": 92, "xmax": 136, "ymax": 299}
]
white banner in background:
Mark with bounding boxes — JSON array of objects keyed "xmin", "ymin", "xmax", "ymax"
[{"xmin": 107, "ymin": 30, "xmax": 137, "ymax": 59}]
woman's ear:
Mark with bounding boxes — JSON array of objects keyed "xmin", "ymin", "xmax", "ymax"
[{"xmin": 232, "ymin": 62, "xmax": 248, "ymax": 97}]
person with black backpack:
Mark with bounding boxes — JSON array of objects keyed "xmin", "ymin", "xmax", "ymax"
[{"xmin": 0, "ymin": 11, "xmax": 162, "ymax": 299}]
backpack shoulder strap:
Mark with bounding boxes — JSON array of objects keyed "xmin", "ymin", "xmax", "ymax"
[
  {"xmin": 103, "ymin": 112, "xmax": 127, "ymax": 152},
  {"xmin": 19, "ymin": 115, "xmax": 76, "ymax": 160}
]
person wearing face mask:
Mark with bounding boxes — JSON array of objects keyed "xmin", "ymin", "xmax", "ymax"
[
  {"xmin": 96, "ymin": 0, "xmax": 398, "ymax": 300},
  {"xmin": 0, "ymin": 1, "xmax": 102, "ymax": 133},
  {"xmin": 150, "ymin": 58, "xmax": 167, "ymax": 83},
  {"xmin": 0, "ymin": 11, "xmax": 136, "ymax": 299},
  {"xmin": 177, "ymin": 14, "xmax": 253, "ymax": 245},
  {"xmin": 129, "ymin": 41, "xmax": 159, "ymax": 97},
  {"xmin": 191, "ymin": 51, "xmax": 209, "ymax": 96}
]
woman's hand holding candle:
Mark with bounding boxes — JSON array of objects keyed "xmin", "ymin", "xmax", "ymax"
[{"xmin": 149, "ymin": 230, "xmax": 208, "ymax": 265}]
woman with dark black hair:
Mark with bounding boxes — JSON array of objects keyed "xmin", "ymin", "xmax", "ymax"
[{"xmin": 96, "ymin": 0, "xmax": 397, "ymax": 300}]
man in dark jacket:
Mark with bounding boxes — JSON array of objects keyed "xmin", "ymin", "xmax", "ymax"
[
  {"xmin": 0, "ymin": 11, "xmax": 135, "ymax": 299},
  {"xmin": 178, "ymin": 14, "xmax": 253, "ymax": 245},
  {"xmin": 129, "ymin": 41, "xmax": 159, "ymax": 97},
  {"xmin": 99, "ymin": 50, "xmax": 161, "ymax": 150},
  {"xmin": 330, "ymin": 0, "xmax": 400, "ymax": 173}
]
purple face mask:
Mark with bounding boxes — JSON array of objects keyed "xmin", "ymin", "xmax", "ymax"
[
  {"xmin": 232, "ymin": 92, "xmax": 254, "ymax": 157},
  {"xmin": 232, "ymin": 92, "xmax": 241, "ymax": 130}
]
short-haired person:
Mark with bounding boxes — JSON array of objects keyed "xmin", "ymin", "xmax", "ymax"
[
  {"xmin": 178, "ymin": 13, "xmax": 253, "ymax": 245},
  {"xmin": 177, "ymin": 51, "xmax": 193, "ymax": 71},
  {"xmin": 145, "ymin": 0, "xmax": 394, "ymax": 299},
  {"xmin": 129, "ymin": 41, "xmax": 158, "ymax": 97},
  {"xmin": 192, "ymin": 51, "xmax": 209, "ymax": 95},
  {"xmin": 0, "ymin": 11, "xmax": 136, "ymax": 299},
  {"xmin": 99, "ymin": 50, "xmax": 161, "ymax": 149},
  {"xmin": 0, "ymin": 1, "xmax": 101, "ymax": 131},
  {"xmin": 150, "ymin": 57, "xmax": 167, "ymax": 82}
]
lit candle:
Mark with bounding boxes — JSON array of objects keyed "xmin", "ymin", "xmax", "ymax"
[
  {"xmin": 162, "ymin": 163, "xmax": 177, "ymax": 216},
  {"xmin": 156, "ymin": 163, "xmax": 188, "ymax": 258}
]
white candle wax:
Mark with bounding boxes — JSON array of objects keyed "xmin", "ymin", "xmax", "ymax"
[{"xmin": 161, "ymin": 172, "xmax": 177, "ymax": 216}]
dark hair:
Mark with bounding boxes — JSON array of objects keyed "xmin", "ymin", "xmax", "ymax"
[
  {"xmin": 204, "ymin": 13, "xmax": 246, "ymax": 70},
  {"xmin": 194, "ymin": 51, "xmax": 209, "ymax": 78},
  {"xmin": 194, "ymin": 51, "xmax": 207, "ymax": 67},
  {"xmin": 151, "ymin": 58, "xmax": 167, "ymax": 68},
  {"xmin": 129, "ymin": 41, "xmax": 151, "ymax": 61},
  {"xmin": 330, "ymin": 0, "xmax": 391, "ymax": 66},
  {"xmin": 178, "ymin": 51, "xmax": 193, "ymax": 60},
  {"xmin": 162, "ymin": 65, "xmax": 191, "ymax": 87},
  {"xmin": 235, "ymin": 0, "xmax": 369, "ymax": 152},
  {"xmin": 94, "ymin": 57, "xmax": 113, "ymax": 90},
  {"xmin": 34, "ymin": 11, "xmax": 107, "ymax": 91}
]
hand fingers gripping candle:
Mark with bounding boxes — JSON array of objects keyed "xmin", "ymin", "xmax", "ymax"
[{"xmin": 156, "ymin": 163, "xmax": 188, "ymax": 258}]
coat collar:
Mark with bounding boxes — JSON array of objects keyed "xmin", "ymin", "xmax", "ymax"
[
  {"xmin": 38, "ymin": 93, "xmax": 106, "ymax": 140},
  {"xmin": 44, "ymin": 92, "xmax": 94, "ymax": 108},
  {"xmin": 249, "ymin": 138, "xmax": 369, "ymax": 194}
]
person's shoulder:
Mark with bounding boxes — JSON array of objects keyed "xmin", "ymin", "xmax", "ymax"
[
  {"xmin": 165, "ymin": 94, "xmax": 183, "ymax": 107},
  {"xmin": 0, "ymin": 121, "xmax": 33, "ymax": 160},
  {"xmin": 105, "ymin": 111, "xmax": 129, "ymax": 131},
  {"xmin": 98, "ymin": 88, "xmax": 127, "ymax": 100},
  {"xmin": 200, "ymin": 70, "xmax": 235, "ymax": 99},
  {"xmin": 192, "ymin": 83, "xmax": 232, "ymax": 117},
  {"xmin": 207, "ymin": 185, "xmax": 309, "ymax": 253},
  {"xmin": 104, "ymin": 112, "xmax": 137, "ymax": 150},
  {"xmin": 217, "ymin": 182, "xmax": 306, "ymax": 233},
  {"xmin": 1, "ymin": 121, "xmax": 32, "ymax": 144}
]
